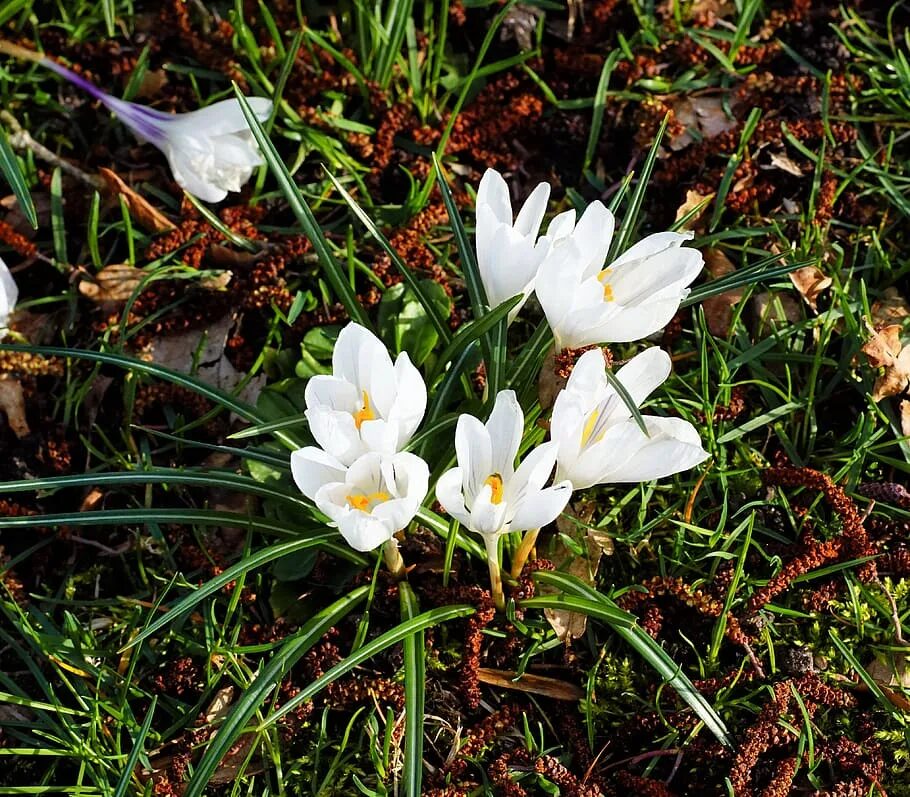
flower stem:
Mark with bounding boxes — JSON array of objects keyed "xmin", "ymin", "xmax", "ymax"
[
  {"xmin": 382, "ymin": 538, "xmax": 407, "ymax": 580},
  {"xmin": 510, "ymin": 528, "xmax": 540, "ymax": 579},
  {"xmin": 484, "ymin": 533, "xmax": 505, "ymax": 611},
  {"xmin": 0, "ymin": 39, "xmax": 44, "ymax": 64}
]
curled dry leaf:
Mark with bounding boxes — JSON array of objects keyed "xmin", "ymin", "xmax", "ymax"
[
  {"xmin": 766, "ymin": 150, "xmax": 804, "ymax": 177},
  {"xmin": 702, "ymin": 248, "xmax": 744, "ymax": 338},
  {"xmin": 670, "ymin": 95, "xmax": 737, "ymax": 151},
  {"xmin": 861, "ymin": 323, "xmax": 910, "ymax": 401},
  {"xmin": 98, "ymin": 167, "xmax": 175, "ymax": 233},
  {"xmin": 475, "ymin": 669, "xmax": 584, "ymax": 700},
  {"xmin": 789, "ymin": 265, "xmax": 832, "ymax": 311},
  {"xmin": 871, "ymin": 287, "xmax": 910, "ymax": 327},
  {"xmin": 864, "ymin": 655, "xmax": 910, "ymax": 712},
  {"xmin": 0, "ymin": 375, "xmax": 30, "ymax": 438},
  {"xmin": 78, "ymin": 263, "xmax": 145, "ymax": 304}
]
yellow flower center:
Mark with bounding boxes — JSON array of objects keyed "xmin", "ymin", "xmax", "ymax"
[
  {"xmin": 597, "ymin": 268, "xmax": 615, "ymax": 302},
  {"xmin": 353, "ymin": 390, "xmax": 376, "ymax": 429},
  {"xmin": 484, "ymin": 474, "xmax": 504, "ymax": 505},
  {"xmin": 346, "ymin": 491, "xmax": 390, "ymax": 512}
]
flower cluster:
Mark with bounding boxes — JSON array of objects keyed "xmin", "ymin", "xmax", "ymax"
[{"xmin": 291, "ymin": 169, "xmax": 709, "ymax": 608}]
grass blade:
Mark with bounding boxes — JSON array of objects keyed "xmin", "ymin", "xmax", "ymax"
[
  {"xmin": 232, "ymin": 88, "xmax": 370, "ymax": 327},
  {"xmin": 112, "ymin": 696, "xmax": 157, "ymax": 797},
  {"xmin": 0, "ymin": 125, "xmax": 36, "ymax": 229},
  {"xmin": 0, "ymin": 344, "xmax": 260, "ymax": 423},
  {"xmin": 326, "ymin": 169, "xmax": 451, "ymax": 343},
  {"xmin": 532, "ymin": 571, "xmax": 734, "ymax": 749},
  {"xmin": 183, "ymin": 587, "xmax": 370, "ymax": 797},
  {"xmin": 603, "ymin": 363, "xmax": 648, "ymax": 436},
  {"xmin": 399, "ymin": 583, "xmax": 425, "ymax": 796}
]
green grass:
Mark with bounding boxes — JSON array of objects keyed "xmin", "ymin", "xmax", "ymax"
[{"xmin": 1, "ymin": 1, "xmax": 910, "ymax": 795}]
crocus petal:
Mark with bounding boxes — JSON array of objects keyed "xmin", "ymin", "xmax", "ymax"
[
  {"xmin": 545, "ymin": 209, "xmax": 577, "ymax": 242},
  {"xmin": 476, "ymin": 168, "xmax": 513, "ymax": 228},
  {"xmin": 358, "ymin": 418, "xmax": 400, "ymax": 456},
  {"xmin": 290, "ymin": 447, "xmax": 347, "ymax": 501},
  {"xmin": 305, "ymin": 375, "xmax": 359, "ymax": 414},
  {"xmin": 569, "ymin": 201, "xmax": 615, "ymax": 278},
  {"xmin": 166, "ymin": 140, "xmax": 228, "ymax": 202},
  {"xmin": 164, "ymin": 96, "xmax": 273, "ymax": 136},
  {"xmin": 470, "ymin": 484, "xmax": 509, "ymax": 535},
  {"xmin": 610, "ymin": 231, "xmax": 691, "ymax": 268},
  {"xmin": 0, "ymin": 257, "xmax": 17, "ymax": 330},
  {"xmin": 390, "ymin": 351, "xmax": 428, "ymax": 445},
  {"xmin": 486, "ymin": 390, "xmax": 523, "ymax": 479},
  {"xmin": 507, "ymin": 481, "xmax": 572, "ymax": 533},
  {"xmin": 332, "ymin": 322, "xmax": 397, "ymax": 415},
  {"xmin": 305, "ymin": 406, "xmax": 364, "ymax": 465},
  {"xmin": 598, "ymin": 417, "xmax": 708, "ymax": 483},
  {"xmin": 513, "ymin": 181, "xmax": 550, "ymax": 238},
  {"xmin": 455, "ymin": 414, "xmax": 492, "ymax": 503},
  {"xmin": 435, "ymin": 467, "xmax": 472, "ymax": 528},
  {"xmin": 557, "ymin": 421, "xmax": 647, "ymax": 489},
  {"xmin": 335, "ymin": 511, "xmax": 395, "ymax": 552},
  {"xmin": 508, "ymin": 440, "xmax": 560, "ymax": 503}
]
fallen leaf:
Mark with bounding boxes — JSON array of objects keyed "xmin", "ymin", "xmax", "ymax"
[
  {"xmin": 476, "ymin": 669, "xmax": 584, "ymax": 700},
  {"xmin": 901, "ymin": 400, "xmax": 910, "ymax": 439},
  {"xmin": 702, "ymin": 248, "xmax": 744, "ymax": 338},
  {"xmin": 675, "ymin": 189, "xmax": 713, "ymax": 230},
  {"xmin": 865, "ymin": 655, "xmax": 910, "ymax": 711},
  {"xmin": 134, "ymin": 68, "xmax": 168, "ymax": 99},
  {"xmin": 98, "ymin": 167, "xmax": 175, "ymax": 233},
  {"xmin": 204, "ymin": 686, "xmax": 235, "ymax": 725},
  {"xmin": 766, "ymin": 151, "xmax": 804, "ymax": 177},
  {"xmin": 861, "ymin": 323, "xmax": 910, "ymax": 401},
  {"xmin": 751, "ymin": 292, "xmax": 802, "ymax": 336},
  {"xmin": 0, "ymin": 376, "xmax": 30, "ymax": 438},
  {"xmin": 871, "ymin": 287, "xmax": 910, "ymax": 327},
  {"xmin": 78, "ymin": 263, "xmax": 145, "ymax": 304},
  {"xmin": 789, "ymin": 265, "xmax": 832, "ymax": 311},
  {"xmin": 670, "ymin": 95, "xmax": 737, "ymax": 151}
]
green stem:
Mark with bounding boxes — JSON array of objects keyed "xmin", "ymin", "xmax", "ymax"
[{"xmin": 483, "ymin": 532, "xmax": 505, "ymax": 611}]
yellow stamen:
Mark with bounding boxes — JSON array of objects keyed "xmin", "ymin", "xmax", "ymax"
[
  {"xmin": 352, "ymin": 390, "xmax": 376, "ymax": 429},
  {"xmin": 597, "ymin": 268, "xmax": 615, "ymax": 302},
  {"xmin": 484, "ymin": 474, "xmax": 504, "ymax": 505},
  {"xmin": 346, "ymin": 491, "xmax": 390, "ymax": 512},
  {"xmin": 580, "ymin": 409, "xmax": 600, "ymax": 447}
]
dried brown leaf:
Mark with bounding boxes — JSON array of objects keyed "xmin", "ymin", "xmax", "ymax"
[
  {"xmin": 670, "ymin": 95, "xmax": 737, "ymax": 151},
  {"xmin": 475, "ymin": 669, "xmax": 584, "ymax": 700},
  {"xmin": 674, "ymin": 189, "xmax": 713, "ymax": 230},
  {"xmin": 0, "ymin": 376, "xmax": 30, "ymax": 438},
  {"xmin": 98, "ymin": 167, "xmax": 175, "ymax": 233},
  {"xmin": 766, "ymin": 151, "xmax": 804, "ymax": 177},
  {"xmin": 862, "ymin": 323, "xmax": 910, "ymax": 401},
  {"xmin": 702, "ymin": 248, "xmax": 744, "ymax": 338},
  {"xmin": 789, "ymin": 265, "xmax": 832, "ymax": 311},
  {"xmin": 871, "ymin": 287, "xmax": 910, "ymax": 327},
  {"xmin": 78, "ymin": 263, "xmax": 145, "ymax": 304}
]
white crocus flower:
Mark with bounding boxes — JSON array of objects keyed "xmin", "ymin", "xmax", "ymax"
[
  {"xmin": 293, "ymin": 451, "xmax": 429, "ymax": 554},
  {"xmin": 0, "ymin": 257, "xmax": 18, "ymax": 334},
  {"xmin": 475, "ymin": 168, "xmax": 567, "ymax": 320},
  {"xmin": 551, "ymin": 347, "xmax": 709, "ymax": 490},
  {"xmin": 537, "ymin": 222, "xmax": 704, "ymax": 350},
  {"xmin": 436, "ymin": 389, "xmax": 572, "ymax": 608},
  {"xmin": 304, "ymin": 322, "xmax": 427, "ymax": 466},
  {"xmin": 41, "ymin": 57, "xmax": 271, "ymax": 202}
]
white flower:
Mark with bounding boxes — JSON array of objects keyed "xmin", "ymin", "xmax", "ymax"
[
  {"xmin": 43, "ymin": 59, "xmax": 271, "ymax": 202},
  {"xmin": 304, "ymin": 322, "xmax": 427, "ymax": 466},
  {"xmin": 0, "ymin": 257, "xmax": 18, "ymax": 334},
  {"xmin": 475, "ymin": 169, "xmax": 566, "ymax": 320},
  {"xmin": 550, "ymin": 347, "xmax": 709, "ymax": 490},
  {"xmin": 537, "ymin": 220, "xmax": 703, "ymax": 349},
  {"xmin": 292, "ymin": 450, "xmax": 429, "ymax": 552},
  {"xmin": 436, "ymin": 390, "xmax": 572, "ymax": 536}
]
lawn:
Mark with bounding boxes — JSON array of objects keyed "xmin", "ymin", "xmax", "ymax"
[{"xmin": 0, "ymin": 1, "xmax": 909, "ymax": 795}]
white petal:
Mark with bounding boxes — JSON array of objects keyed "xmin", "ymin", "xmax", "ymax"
[
  {"xmin": 0, "ymin": 258, "xmax": 17, "ymax": 329},
  {"xmin": 470, "ymin": 484, "xmax": 509, "ymax": 535},
  {"xmin": 513, "ymin": 181, "xmax": 550, "ymax": 238},
  {"xmin": 165, "ymin": 141, "xmax": 227, "ymax": 202},
  {"xmin": 166, "ymin": 96, "xmax": 273, "ymax": 136},
  {"xmin": 333, "ymin": 322, "xmax": 397, "ymax": 416},
  {"xmin": 476, "ymin": 169, "xmax": 513, "ymax": 227},
  {"xmin": 435, "ymin": 467, "xmax": 472, "ymax": 528},
  {"xmin": 550, "ymin": 391, "xmax": 589, "ymax": 470},
  {"xmin": 611, "ymin": 347, "xmax": 672, "ymax": 413},
  {"xmin": 455, "ymin": 414, "xmax": 492, "ymax": 503},
  {"xmin": 486, "ymin": 390, "xmax": 524, "ymax": 478},
  {"xmin": 290, "ymin": 447, "xmax": 347, "ymax": 501},
  {"xmin": 359, "ymin": 417, "xmax": 400, "ymax": 456},
  {"xmin": 545, "ymin": 209, "xmax": 577, "ymax": 242},
  {"xmin": 336, "ymin": 511, "xmax": 394, "ymax": 552},
  {"xmin": 589, "ymin": 297, "xmax": 688, "ymax": 343},
  {"xmin": 305, "ymin": 406, "xmax": 364, "ymax": 465},
  {"xmin": 559, "ymin": 421, "xmax": 644, "ymax": 489},
  {"xmin": 508, "ymin": 440, "xmax": 559, "ymax": 501},
  {"xmin": 345, "ymin": 451, "xmax": 384, "ymax": 491},
  {"xmin": 564, "ymin": 349, "xmax": 610, "ymax": 397},
  {"xmin": 390, "ymin": 351, "xmax": 427, "ymax": 446},
  {"xmin": 508, "ymin": 481, "xmax": 572, "ymax": 533},
  {"xmin": 305, "ymin": 375, "xmax": 359, "ymax": 413},
  {"xmin": 610, "ymin": 231, "xmax": 692, "ymax": 267},
  {"xmin": 570, "ymin": 201, "xmax": 614, "ymax": 278}
]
